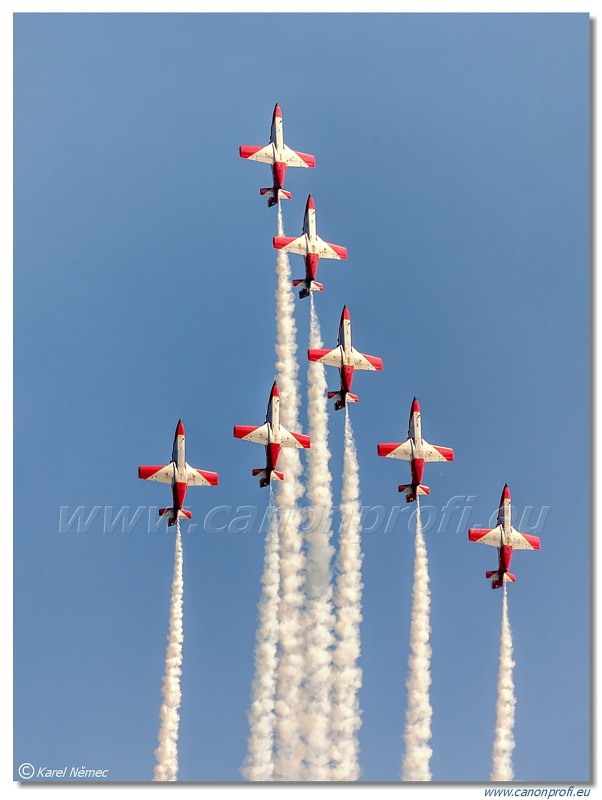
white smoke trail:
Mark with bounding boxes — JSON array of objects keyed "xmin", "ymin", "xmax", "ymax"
[
  {"xmin": 272, "ymin": 202, "xmax": 306, "ymax": 781},
  {"xmin": 300, "ymin": 294, "xmax": 336, "ymax": 780},
  {"xmin": 153, "ymin": 523, "xmax": 184, "ymax": 782},
  {"xmin": 401, "ymin": 497, "xmax": 433, "ymax": 781},
  {"xmin": 331, "ymin": 408, "xmax": 363, "ymax": 781},
  {"xmin": 241, "ymin": 494, "xmax": 281, "ymax": 782},
  {"xmin": 491, "ymin": 586, "xmax": 516, "ymax": 781}
]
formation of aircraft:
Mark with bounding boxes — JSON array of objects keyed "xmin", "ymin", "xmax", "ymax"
[
  {"xmin": 233, "ymin": 382, "xmax": 311, "ymax": 487},
  {"xmin": 468, "ymin": 484, "xmax": 541, "ymax": 589},
  {"xmin": 308, "ymin": 305, "xmax": 382, "ymax": 410},
  {"xmin": 239, "ymin": 103, "xmax": 315, "ymax": 207},
  {"xmin": 138, "ymin": 420, "xmax": 218, "ymax": 526},
  {"xmin": 273, "ymin": 195, "xmax": 347, "ymax": 298},
  {"xmin": 377, "ymin": 397, "xmax": 454, "ymax": 503},
  {"xmin": 136, "ymin": 103, "xmax": 542, "ymax": 588}
]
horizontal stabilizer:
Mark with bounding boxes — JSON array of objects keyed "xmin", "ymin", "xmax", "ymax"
[
  {"xmin": 159, "ymin": 508, "xmax": 192, "ymax": 522},
  {"xmin": 260, "ymin": 187, "xmax": 292, "ymax": 207},
  {"xmin": 252, "ymin": 468, "xmax": 284, "ymax": 488},
  {"xmin": 485, "ymin": 570, "xmax": 498, "ymax": 580},
  {"xmin": 398, "ymin": 484, "xmax": 429, "ymax": 503},
  {"xmin": 260, "ymin": 187, "xmax": 292, "ymax": 199}
]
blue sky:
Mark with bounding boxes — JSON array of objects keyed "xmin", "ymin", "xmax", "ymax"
[{"xmin": 12, "ymin": 10, "xmax": 590, "ymax": 789}]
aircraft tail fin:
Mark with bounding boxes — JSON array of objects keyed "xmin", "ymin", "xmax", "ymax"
[
  {"xmin": 158, "ymin": 507, "xmax": 192, "ymax": 526},
  {"xmin": 293, "ymin": 279, "xmax": 323, "ymax": 298},
  {"xmin": 398, "ymin": 484, "xmax": 430, "ymax": 503},
  {"xmin": 260, "ymin": 187, "xmax": 292, "ymax": 206},
  {"xmin": 328, "ymin": 390, "xmax": 359, "ymax": 411},
  {"xmin": 252, "ymin": 468, "xmax": 284, "ymax": 487}
]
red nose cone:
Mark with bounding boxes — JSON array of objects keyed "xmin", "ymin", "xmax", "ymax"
[
  {"xmin": 176, "ymin": 419, "xmax": 185, "ymax": 437},
  {"xmin": 271, "ymin": 382, "xmax": 279, "ymax": 398},
  {"xmin": 306, "ymin": 194, "xmax": 315, "ymax": 212},
  {"xmin": 342, "ymin": 305, "xmax": 351, "ymax": 321},
  {"xmin": 502, "ymin": 483, "xmax": 511, "ymax": 501},
  {"xmin": 273, "ymin": 103, "xmax": 282, "ymax": 119},
  {"xmin": 411, "ymin": 397, "xmax": 420, "ymax": 414}
]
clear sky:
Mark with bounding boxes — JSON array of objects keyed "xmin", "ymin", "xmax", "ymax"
[{"xmin": 12, "ymin": 9, "xmax": 590, "ymax": 791}]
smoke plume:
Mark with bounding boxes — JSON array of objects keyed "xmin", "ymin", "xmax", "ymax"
[
  {"xmin": 153, "ymin": 523, "xmax": 184, "ymax": 782},
  {"xmin": 401, "ymin": 498, "xmax": 433, "ymax": 781},
  {"xmin": 491, "ymin": 586, "xmax": 516, "ymax": 781}
]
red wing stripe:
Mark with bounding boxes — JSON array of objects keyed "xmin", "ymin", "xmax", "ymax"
[
  {"xmin": 329, "ymin": 243, "xmax": 348, "ymax": 259},
  {"xmin": 290, "ymin": 431, "xmax": 311, "ymax": 449},
  {"xmin": 233, "ymin": 425, "xmax": 259, "ymax": 439},
  {"xmin": 239, "ymin": 145, "xmax": 265, "ymax": 159},
  {"xmin": 433, "ymin": 445, "xmax": 454, "ymax": 461},
  {"xmin": 308, "ymin": 348, "xmax": 332, "ymax": 362},
  {"xmin": 294, "ymin": 150, "xmax": 316, "ymax": 167},
  {"xmin": 139, "ymin": 465, "xmax": 167, "ymax": 480},
  {"xmin": 521, "ymin": 533, "xmax": 541, "ymax": 549},
  {"xmin": 377, "ymin": 443, "xmax": 404, "ymax": 457},
  {"xmin": 364, "ymin": 354, "xmax": 383, "ymax": 370},
  {"xmin": 468, "ymin": 528, "xmax": 493, "ymax": 542},
  {"xmin": 273, "ymin": 236, "xmax": 297, "ymax": 250},
  {"xmin": 197, "ymin": 470, "xmax": 219, "ymax": 486}
]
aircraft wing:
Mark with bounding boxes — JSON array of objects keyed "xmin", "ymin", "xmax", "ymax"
[
  {"xmin": 308, "ymin": 346, "xmax": 343, "ymax": 368},
  {"xmin": 350, "ymin": 347, "xmax": 383, "ymax": 371},
  {"xmin": 233, "ymin": 423, "xmax": 270, "ymax": 445},
  {"xmin": 138, "ymin": 463, "xmax": 175, "ymax": 483},
  {"xmin": 422, "ymin": 440, "xmax": 455, "ymax": 462},
  {"xmin": 282, "ymin": 144, "xmax": 316, "ymax": 168},
  {"xmin": 508, "ymin": 527, "xmax": 541, "ymax": 550},
  {"xmin": 273, "ymin": 234, "xmax": 308, "ymax": 256},
  {"xmin": 279, "ymin": 425, "xmax": 311, "ymax": 449},
  {"xmin": 184, "ymin": 463, "xmax": 219, "ymax": 486},
  {"xmin": 239, "ymin": 144, "xmax": 274, "ymax": 165},
  {"xmin": 468, "ymin": 526, "xmax": 503, "ymax": 546},
  {"xmin": 314, "ymin": 236, "xmax": 348, "ymax": 260},
  {"xmin": 377, "ymin": 440, "xmax": 413, "ymax": 460}
]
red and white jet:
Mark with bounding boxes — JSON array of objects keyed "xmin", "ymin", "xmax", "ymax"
[
  {"xmin": 377, "ymin": 397, "xmax": 454, "ymax": 502},
  {"xmin": 468, "ymin": 484, "xmax": 540, "ymax": 589},
  {"xmin": 308, "ymin": 305, "xmax": 383, "ymax": 410},
  {"xmin": 239, "ymin": 103, "xmax": 316, "ymax": 207},
  {"xmin": 138, "ymin": 420, "xmax": 219, "ymax": 526},
  {"xmin": 233, "ymin": 382, "xmax": 310, "ymax": 487},
  {"xmin": 273, "ymin": 195, "xmax": 347, "ymax": 298}
]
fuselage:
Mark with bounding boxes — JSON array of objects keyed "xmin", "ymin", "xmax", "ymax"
[
  {"xmin": 263, "ymin": 384, "xmax": 282, "ymax": 477},
  {"xmin": 496, "ymin": 485, "xmax": 514, "ymax": 577},
  {"xmin": 337, "ymin": 307, "xmax": 355, "ymax": 395},
  {"xmin": 171, "ymin": 421, "xmax": 188, "ymax": 515},
  {"xmin": 406, "ymin": 400, "xmax": 426, "ymax": 486},
  {"xmin": 269, "ymin": 105, "xmax": 287, "ymax": 189}
]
